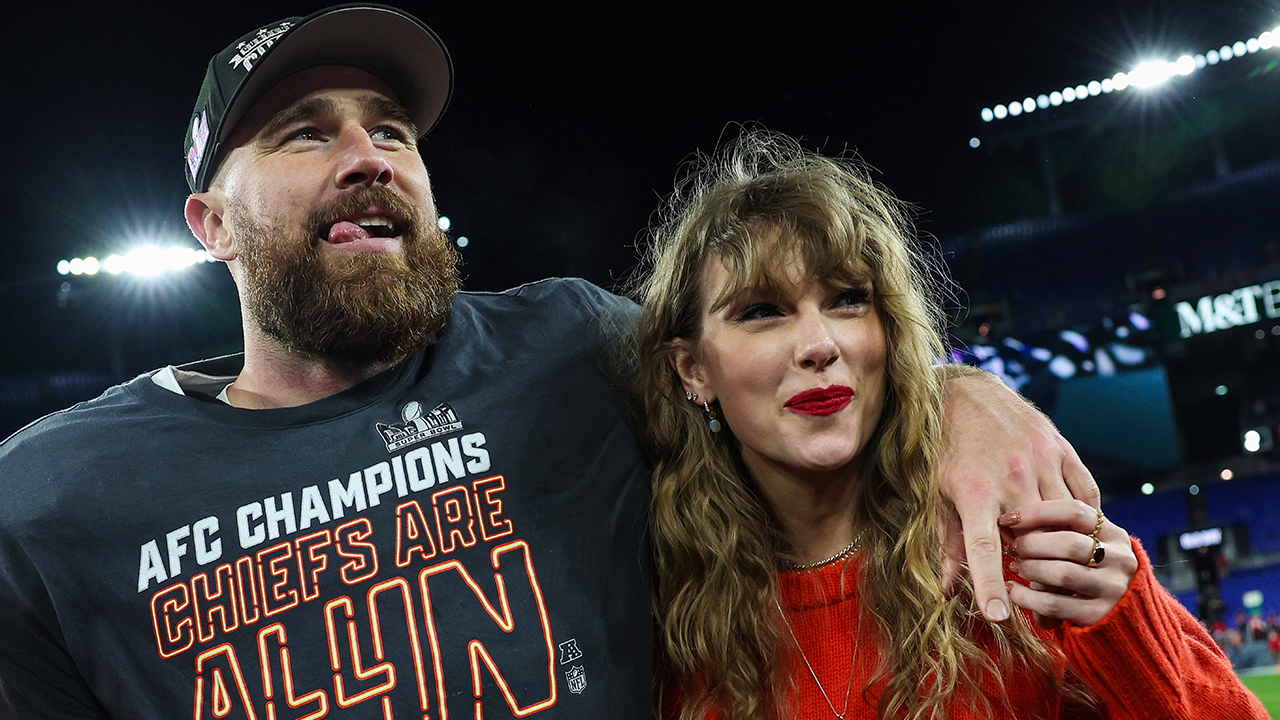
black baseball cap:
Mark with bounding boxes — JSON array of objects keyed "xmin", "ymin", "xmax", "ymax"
[{"xmin": 183, "ymin": 3, "xmax": 453, "ymax": 193}]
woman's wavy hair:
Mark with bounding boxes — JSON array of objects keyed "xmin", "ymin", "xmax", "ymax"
[{"xmin": 631, "ymin": 129, "xmax": 1073, "ymax": 720}]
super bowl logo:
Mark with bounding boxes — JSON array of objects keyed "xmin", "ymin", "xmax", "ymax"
[{"xmin": 376, "ymin": 401, "xmax": 463, "ymax": 451}]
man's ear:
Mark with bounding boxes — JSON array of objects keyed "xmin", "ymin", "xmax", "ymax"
[
  {"xmin": 670, "ymin": 338, "xmax": 716, "ymax": 405},
  {"xmin": 185, "ymin": 191, "xmax": 236, "ymax": 261}
]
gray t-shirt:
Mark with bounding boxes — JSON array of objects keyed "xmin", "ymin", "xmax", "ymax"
[{"xmin": 0, "ymin": 278, "xmax": 651, "ymax": 720}]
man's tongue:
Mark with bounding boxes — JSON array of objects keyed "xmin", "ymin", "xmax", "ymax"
[{"xmin": 327, "ymin": 221, "xmax": 370, "ymax": 244}]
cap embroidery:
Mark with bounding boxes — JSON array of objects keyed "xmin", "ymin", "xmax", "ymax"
[
  {"xmin": 186, "ymin": 110, "xmax": 210, "ymax": 178},
  {"xmin": 229, "ymin": 22, "xmax": 293, "ymax": 73}
]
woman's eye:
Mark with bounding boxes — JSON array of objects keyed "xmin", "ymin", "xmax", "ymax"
[
  {"xmin": 735, "ymin": 303, "xmax": 781, "ymax": 322},
  {"xmin": 833, "ymin": 288, "xmax": 872, "ymax": 308}
]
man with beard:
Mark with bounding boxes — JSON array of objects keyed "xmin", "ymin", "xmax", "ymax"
[{"xmin": 0, "ymin": 6, "xmax": 1099, "ymax": 720}]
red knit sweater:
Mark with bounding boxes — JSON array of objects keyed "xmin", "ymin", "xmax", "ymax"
[{"xmin": 775, "ymin": 539, "xmax": 1266, "ymax": 719}]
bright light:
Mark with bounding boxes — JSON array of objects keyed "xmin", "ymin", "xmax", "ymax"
[
  {"xmin": 456, "ymin": 236, "xmax": 470, "ymax": 248},
  {"xmin": 969, "ymin": 137, "xmax": 981, "ymax": 148},
  {"xmin": 437, "ymin": 215, "xmax": 451, "ymax": 231},
  {"xmin": 1220, "ymin": 468, "xmax": 1234, "ymax": 481},
  {"xmin": 56, "ymin": 246, "xmax": 214, "ymax": 278},
  {"xmin": 978, "ymin": 22, "xmax": 1280, "ymax": 122},
  {"xmin": 1244, "ymin": 429, "xmax": 1262, "ymax": 453},
  {"xmin": 1141, "ymin": 483, "xmax": 1155, "ymax": 495},
  {"xmin": 1215, "ymin": 385, "xmax": 1229, "ymax": 396},
  {"xmin": 1189, "ymin": 484, "xmax": 1200, "ymax": 495},
  {"xmin": 1129, "ymin": 60, "xmax": 1173, "ymax": 88}
]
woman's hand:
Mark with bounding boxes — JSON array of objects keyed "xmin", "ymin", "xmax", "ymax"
[{"xmin": 999, "ymin": 499, "xmax": 1138, "ymax": 627}]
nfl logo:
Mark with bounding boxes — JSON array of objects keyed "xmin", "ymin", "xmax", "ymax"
[{"xmin": 566, "ymin": 666, "xmax": 586, "ymax": 695}]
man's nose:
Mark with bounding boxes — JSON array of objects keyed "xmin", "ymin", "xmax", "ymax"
[{"xmin": 334, "ymin": 129, "xmax": 394, "ymax": 188}]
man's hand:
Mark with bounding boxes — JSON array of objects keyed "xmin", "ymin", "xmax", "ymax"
[{"xmin": 936, "ymin": 366, "xmax": 1100, "ymax": 622}]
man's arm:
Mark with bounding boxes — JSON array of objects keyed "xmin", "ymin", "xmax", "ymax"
[{"xmin": 936, "ymin": 364, "xmax": 1100, "ymax": 622}]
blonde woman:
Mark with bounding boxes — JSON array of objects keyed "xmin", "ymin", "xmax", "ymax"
[{"xmin": 634, "ymin": 130, "xmax": 1264, "ymax": 719}]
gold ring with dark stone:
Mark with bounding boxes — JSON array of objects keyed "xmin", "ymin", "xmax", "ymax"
[{"xmin": 1087, "ymin": 539, "xmax": 1106, "ymax": 567}]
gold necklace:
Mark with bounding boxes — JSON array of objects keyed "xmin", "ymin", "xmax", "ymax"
[
  {"xmin": 776, "ymin": 597, "xmax": 861, "ymax": 720},
  {"xmin": 780, "ymin": 529, "xmax": 867, "ymax": 570}
]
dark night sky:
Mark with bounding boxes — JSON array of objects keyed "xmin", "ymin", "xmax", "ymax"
[{"xmin": 3, "ymin": 1, "xmax": 1278, "ymax": 376}]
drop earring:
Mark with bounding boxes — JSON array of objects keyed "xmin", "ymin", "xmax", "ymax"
[{"xmin": 704, "ymin": 401, "xmax": 721, "ymax": 433}]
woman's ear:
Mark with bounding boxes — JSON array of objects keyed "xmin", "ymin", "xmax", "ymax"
[{"xmin": 670, "ymin": 339, "xmax": 716, "ymax": 404}]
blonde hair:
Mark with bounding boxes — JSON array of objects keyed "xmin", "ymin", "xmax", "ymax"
[{"xmin": 633, "ymin": 130, "xmax": 1072, "ymax": 719}]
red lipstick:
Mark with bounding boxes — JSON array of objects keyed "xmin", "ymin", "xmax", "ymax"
[{"xmin": 785, "ymin": 385, "xmax": 854, "ymax": 416}]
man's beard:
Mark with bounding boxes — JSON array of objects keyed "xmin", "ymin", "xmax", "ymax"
[{"xmin": 232, "ymin": 187, "xmax": 460, "ymax": 367}]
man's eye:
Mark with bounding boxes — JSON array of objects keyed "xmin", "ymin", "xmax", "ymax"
[
  {"xmin": 285, "ymin": 128, "xmax": 321, "ymax": 143},
  {"xmin": 371, "ymin": 127, "xmax": 409, "ymax": 143}
]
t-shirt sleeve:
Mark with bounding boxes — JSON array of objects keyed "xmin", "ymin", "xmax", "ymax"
[{"xmin": 1058, "ymin": 538, "xmax": 1268, "ymax": 720}]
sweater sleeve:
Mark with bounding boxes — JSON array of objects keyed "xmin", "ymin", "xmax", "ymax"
[{"xmin": 1058, "ymin": 538, "xmax": 1268, "ymax": 720}]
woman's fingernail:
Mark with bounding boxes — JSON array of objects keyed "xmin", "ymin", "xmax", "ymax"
[
  {"xmin": 986, "ymin": 598, "xmax": 1010, "ymax": 622},
  {"xmin": 1004, "ymin": 540, "xmax": 1018, "ymax": 556},
  {"xmin": 1008, "ymin": 559, "xmax": 1021, "ymax": 575},
  {"xmin": 998, "ymin": 510, "xmax": 1021, "ymax": 526}
]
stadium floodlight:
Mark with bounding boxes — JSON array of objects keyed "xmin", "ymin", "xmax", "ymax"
[
  {"xmin": 58, "ymin": 246, "xmax": 215, "ymax": 279},
  {"xmin": 1128, "ymin": 60, "xmax": 1173, "ymax": 87},
  {"xmin": 975, "ymin": 22, "xmax": 1279, "ymax": 131}
]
